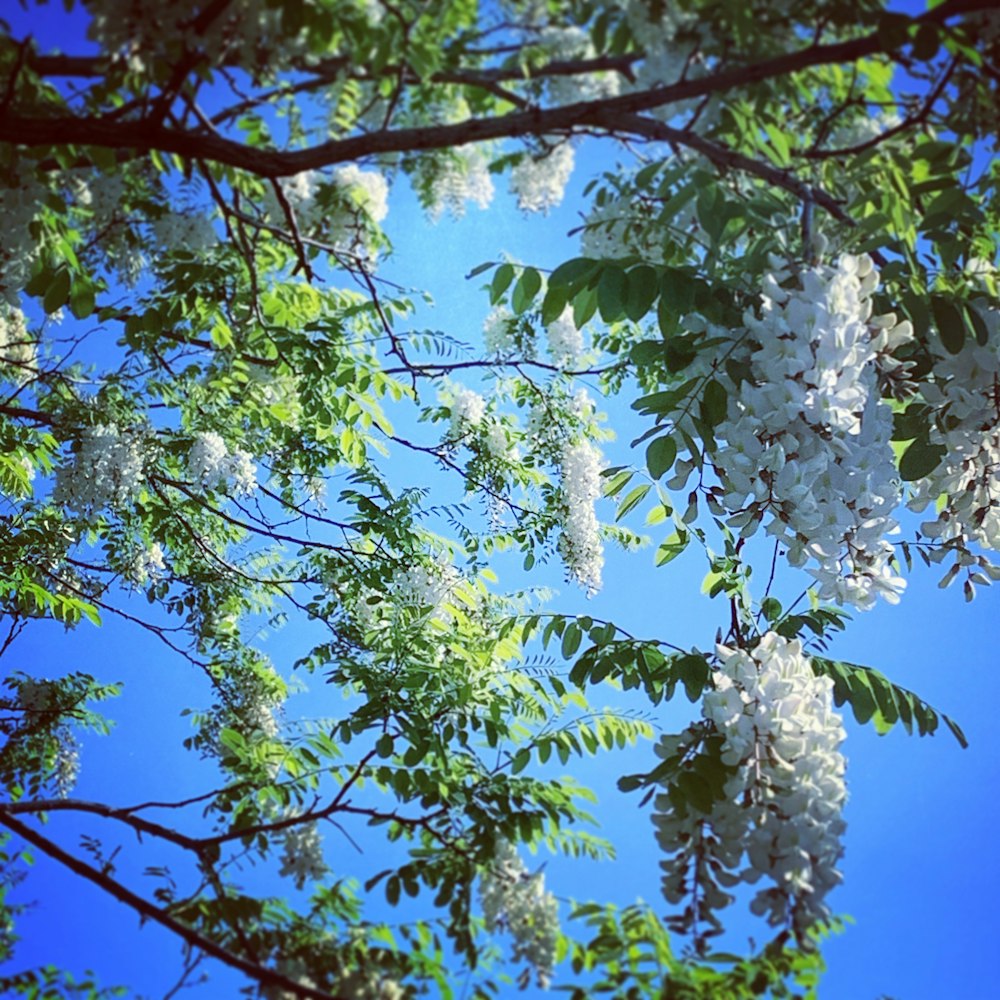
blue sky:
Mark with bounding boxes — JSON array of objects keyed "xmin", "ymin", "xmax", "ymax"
[{"xmin": 3, "ymin": 4, "xmax": 999, "ymax": 999}]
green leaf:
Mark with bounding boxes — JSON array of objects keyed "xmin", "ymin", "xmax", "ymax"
[
  {"xmin": 597, "ymin": 265, "xmax": 628, "ymax": 323},
  {"xmin": 616, "ymin": 483, "xmax": 651, "ymax": 521},
  {"xmin": 561, "ymin": 623, "xmax": 583, "ymax": 659},
  {"xmin": 899, "ymin": 436, "xmax": 945, "ymax": 481},
  {"xmin": 512, "ymin": 267, "xmax": 542, "ymax": 314},
  {"xmin": 549, "ymin": 257, "xmax": 599, "ymax": 290},
  {"xmin": 623, "ymin": 265, "xmax": 659, "ymax": 321},
  {"xmin": 43, "ymin": 269, "xmax": 72, "ymax": 314},
  {"xmin": 490, "ymin": 263, "xmax": 514, "ymax": 304},
  {"xmin": 700, "ymin": 380, "xmax": 728, "ymax": 427},
  {"xmin": 645, "ymin": 436, "xmax": 677, "ymax": 480},
  {"xmin": 930, "ymin": 295, "xmax": 965, "ymax": 354},
  {"xmin": 467, "ymin": 261, "xmax": 495, "ymax": 278}
]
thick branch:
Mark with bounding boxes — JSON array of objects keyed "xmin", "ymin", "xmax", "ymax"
[{"xmin": 3, "ymin": 1, "xmax": 990, "ymax": 178}]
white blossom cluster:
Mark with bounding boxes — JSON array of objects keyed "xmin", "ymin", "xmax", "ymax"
[
  {"xmin": 128, "ymin": 543, "xmax": 166, "ymax": 585},
  {"xmin": 0, "ymin": 164, "xmax": 45, "ymax": 300},
  {"xmin": 447, "ymin": 384, "xmax": 487, "ymax": 438},
  {"xmin": 535, "ymin": 26, "xmax": 620, "ymax": 105},
  {"xmin": 53, "ymin": 424, "xmax": 147, "ymax": 517},
  {"xmin": 654, "ymin": 633, "xmax": 847, "ymax": 938},
  {"xmin": 187, "ymin": 431, "xmax": 258, "ymax": 496},
  {"xmin": 421, "ymin": 146, "xmax": 495, "ymax": 221},
  {"xmin": 510, "ymin": 143, "xmax": 575, "ymax": 214},
  {"xmin": 0, "ymin": 305, "xmax": 36, "ymax": 381},
  {"xmin": 708, "ymin": 255, "xmax": 911, "ymax": 609},
  {"xmin": 479, "ymin": 839, "xmax": 559, "ymax": 989},
  {"xmin": 483, "ymin": 306, "xmax": 517, "ymax": 356},
  {"xmin": 908, "ymin": 309, "xmax": 1000, "ymax": 567},
  {"xmin": 265, "ymin": 166, "xmax": 389, "ymax": 259},
  {"xmin": 580, "ymin": 195, "xmax": 667, "ymax": 262},
  {"xmin": 545, "ymin": 307, "xmax": 584, "ymax": 368},
  {"xmin": 279, "ymin": 821, "xmax": 330, "ymax": 890},
  {"xmin": 354, "ymin": 557, "xmax": 463, "ymax": 635},
  {"xmin": 18, "ymin": 680, "xmax": 82, "ymax": 798},
  {"xmin": 151, "ymin": 211, "xmax": 219, "ymax": 254},
  {"xmin": 262, "ymin": 960, "xmax": 403, "ymax": 1000},
  {"xmin": 558, "ymin": 440, "xmax": 604, "ymax": 596}
]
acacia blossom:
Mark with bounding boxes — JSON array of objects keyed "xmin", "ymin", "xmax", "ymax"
[
  {"xmin": 53, "ymin": 424, "xmax": 147, "ymax": 517},
  {"xmin": 188, "ymin": 431, "xmax": 257, "ymax": 496},
  {"xmin": 510, "ymin": 143, "xmax": 575, "ymax": 214},
  {"xmin": 654, "ymin": 633, "xmax": 847, "ymax": 939},
  {"xmin": 707, "ymin": 255, "xmax": 911, "ymax": 609},
  {"xmin": 479, "ymin": 839, "xmax": 559, "ymax": 989}
]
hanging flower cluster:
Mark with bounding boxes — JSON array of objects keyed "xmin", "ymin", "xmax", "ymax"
[
  {"xmin": 278, "ymin": 821, "xmax": 330, "ymax": 890},
  {"xmin": 545, "ymin": 307, "xmax": 584, "ymax": 369},
  {"xmin": 479, "ymin": 839, "xmax": 560, "ymax": 989},
  {"xmin": 707, "ymin": 255, "xmax": 912, "ymax": 609},
  {"xmin": 908, "ymin": 310, "xmax": 1000, "ymax": 592},
  {"xmin": 187, "ymin": 431, "xmax": 258, "ymax": 496},
  {"xmin": 558, "ymin": 440, "xmax": 605, "ymax": 596},
  {"xmin": 53, "ymin": 424, "xmax": 147, "ymax": 517},
  {"xmin": 510, "ymin": 143, "xmax": 575, "ymax": 214},
  {"xmin": 0, "ymin": 304, "xmax": 36, "ymax": 381},
  {"xmin": 654, "ymin": 633, "xmax": 847, "ymax": 940}
]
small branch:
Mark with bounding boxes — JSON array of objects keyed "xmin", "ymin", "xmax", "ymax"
[{"xmin": 0, "ymin": 810, "xmax": 345, "ymax": 1000}]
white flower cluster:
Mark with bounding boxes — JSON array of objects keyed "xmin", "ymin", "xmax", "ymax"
[
  {"xmin": 187, "ymin": 431, "xmax": 257, "ymax": 496},
  {"xmin": 510, "ymin": 143, "xmax": 575, "ymax": 214},
  {"xmin": 545, "ymin": 307, "xmax": 584, "ymax": 368},
  {"xmin": 0, "ymin": 164, "xmax": 45, "ymax": 299},
  {"xmin": 709, "ymin": 255, "xmax": 911, "ymax": 610},
  {"xmin": 354, "ymin": 557, "xmax": 463, "ymax": 636},
  {"xmin": 128, "ymin": 543, "xmax": 166, "ymax": 585},
  {"xmin": 279, "ymin": 821, "xmax": 330, "ymax": 890},
  {"xmin": 448, "ymin": 384, "xmax": 487, "ymax": 438},
  {"xmin": 480, "ymin": 839, "xmax": 559, "ymax": 989},
  {"xmin": 580, "ymin": 195, "xmax": 666, "ymax": 263},
  {"xmin": 151, "ymin": 211, "xmax": 219, "ymax": 254},
  {"xmin": 558, "ymin": 440, "xmax": 604, "ymax": 596},
  {"xmin": 18, "ymin": 680, "xmax": 81, "ymax": 798},
  {"xmin": 266, "ymin": 166, "xmax": 389, "ymax": 259},
  {"xmin": 483, "ymin": 305, "xmax": 517, "ymax": 355},
  {"xmin": 53, "ymin": 424, "xmax": 147, "ymax": 517},
  {"xmin": 654, "ymin": 633, "xmax": 847, "ymax": 938},
  {"xmin": 419, "ymin": 147, "xmax": 495, "ymax": 221},
  {"xmin": 909, "ymin": 310, "xmax": 1000, "ymax": 564},
  {"xmin": 0, "ymin": 305, "xmax": 36, "ymax": 381},
  {"xmin": 536, "ymin": 26, "xmax": 620, "ymax": 105}
]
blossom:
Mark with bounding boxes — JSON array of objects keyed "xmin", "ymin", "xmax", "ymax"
[
  {"xmin": 53, "ymin": 424, "xmax": 147, "ymax": 517},
  {"xmin": 483, "ymin": 306, "xmax": 517, "ymax": 355},
  {"xmin": 706, "ymin": 255, "xmax": 909, "ymax": 609},
  {"xmin": 545, "ymin": 307, "xmax": 584, "ymax": 368},
  {"xmin": 279, "ymin": 822, "xmax": 329, "ymax": 889},
  {"xmin": 0, "ymin": 305, "xmax": 36, "ymax": 380},
  {"xmin": 510, "ymin": 143, "xmax": 575, "ymax": 214},
  {"xmin": 447, "ymin": 384, "xmax": 486, "ymax": 438},
  {"xmin": 558, "ymin": 440, "xmax": 604, "ymax": 596},
  {"xmin": 480, "ymin": 839, "xmax": 559, "ymax": 989},
  {"xmin": 188, "ymin": 431, "xmax": 257, "ymax": 496},
  {"xmin": 655, "ymin": 633, "xmax": 847, "ymax": 938},
  {"xmin": 128, "ymin": 543, "xmax": 166, "ymax": 585}
]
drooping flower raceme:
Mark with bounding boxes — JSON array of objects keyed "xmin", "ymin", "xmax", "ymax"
[
  {"xmin": 908, "ymin": 307, "xmax": 1000, "ymax": 586},
  {"xmin": 447, "ymin": 384, "xmax": 487, "ymax": 439},
  {"xmin": 278, "ymin": 821, "xmax": 330, "ymax": 890},
  {"xmin": 0, "ymin": 304, "xmax": 36, "ymax": 382},
  {"xmin": 654, "ymin": 633, "xmax": 847, "ymax": 940},
  {"xmin": 510, "ymin": 143, "xmax": 575, "ymax": 214},
  {"xmin": 479, "ymin": 839, "xmax": 559, "ymax": 989},
  {"xmin": 709, "ymin": 255, "xmax": 911, "ymax": 609},
  {"xmin": 558, "ymin": 439, "xmax": 604, "ymax": 596},
  {"xmin": 188, "ymin": 431, "xmax": 258, "ymax": 496},
  {"xmin": 53, "ymin": 424, "xmax": 147, "ymax": 517},
  {"xmin": 545, "ymin": 307, "xmax": 584, "ymax": 368}
]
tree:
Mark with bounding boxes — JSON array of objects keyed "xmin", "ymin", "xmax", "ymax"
[{"xmin": 0, "ymin": 0, "xmax": 997, "ymax": 996}]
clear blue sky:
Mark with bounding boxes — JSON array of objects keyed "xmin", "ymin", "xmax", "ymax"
[{"xmin": 3, "ymin": 5, "xmax": 999, "ymax": 999}]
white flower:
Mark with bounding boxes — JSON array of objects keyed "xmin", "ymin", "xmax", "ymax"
[
  {"xmin": 545, "ymin": 307, "xmax": 584, "ymax": 368},
  {"xmin": 448, "ymin": 385, "xmax": 486, "ymax": 438},
  {"xmin": 0, "ymin": 305, "xmax": 36, "ymax": 380},
  {"xmin": 480, "ymin": 840, "xmax": 559, "ymax": 989},
  {"xmin": 558, "ymin": 440, "xmax": 604, "ymax": 596},
  {"xmin": 128, "ymin": 543, "xmax": 166, "ymax": 585},
  {"xmin": 510, "ymin": 143, "xmax": 575, "ymax": 214},
  {"xmin": 54, "ymin": 424, "xmax": 147, "ymax": 517},
  {"xmin": 655, "ymin": 633, "xmax": 847, "ymax": 938},
  {"xmin": 483, "ymin": 306, "xmax": 517, "ymax": 355},
  {"xmin": 279, "ymin": 822, "xmax": 329, "ymax": 889},
  {"xmin": 188, "ymin": 431, "xmax": 257, "ymax": 496}
]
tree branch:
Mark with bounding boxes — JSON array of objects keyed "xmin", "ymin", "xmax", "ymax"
[{"xmin": 0, "ymin": 809, "xmax": 346, "ymax": 1000}]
